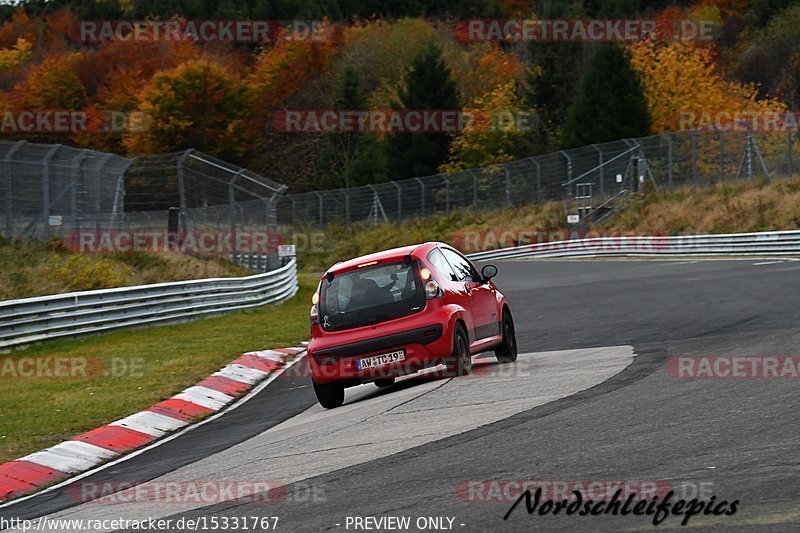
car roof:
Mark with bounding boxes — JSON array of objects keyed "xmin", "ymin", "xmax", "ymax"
[{"xmin": 326, "ymin": 242, "xmax": 441, "ymax": 276}]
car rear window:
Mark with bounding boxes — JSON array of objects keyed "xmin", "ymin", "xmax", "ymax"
[{"xmin": 319, "ymin": 261, "xmax": 425, "ymax": 331}]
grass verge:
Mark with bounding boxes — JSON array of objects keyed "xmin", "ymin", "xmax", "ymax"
[{"xmin": 0, "ymin": 274, "xmax": 315, "ymax": 465}]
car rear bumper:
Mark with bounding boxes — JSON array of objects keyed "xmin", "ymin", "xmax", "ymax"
[{"xmin": 308, "ymin": 324, "xmax": 451, "ymax": 385}]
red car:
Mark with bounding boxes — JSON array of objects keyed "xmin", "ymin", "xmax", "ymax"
[{"xmin": 307, "ymin": 242, "xmax": 517, "ymax": 408}]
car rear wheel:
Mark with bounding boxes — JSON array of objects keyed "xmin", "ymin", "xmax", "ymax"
[
  {"xmin": 313, "ymin": 379, "xmax": 345, "ymax": 409},
  {"xmin": 494, "ymin": 310, "xmax": 518, "ymax": 364},
  {"xmin": 445, "ymin": 323, "xmax": 472, "ymax": 377},
  {"xmin": 374, "ymin": 378, "xmax": 395, "ymax": 388}
]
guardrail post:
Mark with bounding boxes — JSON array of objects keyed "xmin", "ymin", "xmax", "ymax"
[
  {"xmin": 4, "ymin": 141, "xmax": 25, "ymax": 238},
  {"xmin": 414, "ymin": 177, "xmax": 425, "ymax": 216}
]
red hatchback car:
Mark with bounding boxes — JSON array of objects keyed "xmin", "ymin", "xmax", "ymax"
[{"xmin": 307, "ymin": 242, "xmax": 517, "ymax": 408}]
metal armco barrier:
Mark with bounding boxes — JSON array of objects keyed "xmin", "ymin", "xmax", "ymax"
[
  {"xmin": 467, "ymin": 230, "xmax": 800, "ymax": 261},
  {"xmin": 0, "ymin": 259, "xmax": 298, "ymax": 350}
]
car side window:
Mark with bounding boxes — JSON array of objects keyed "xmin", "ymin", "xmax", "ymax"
[
  {"xmin": 441, "ymin": 248, "xmax": 479, "ymax": 282},
  {"xmin": 427, "ymin": 248, "xmax": 457, "ymax": 281}
]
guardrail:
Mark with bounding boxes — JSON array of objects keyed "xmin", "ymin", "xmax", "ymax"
[
  {"xmin": 0, "ymin": 259, "xmax": 298, "ymax": 350},
  {"xmin": 467, "ymin": 230, "xmax": 800, "ymax": 261}
]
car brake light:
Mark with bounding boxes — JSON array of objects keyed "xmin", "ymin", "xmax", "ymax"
[
  {"xmin": 425, "ymin": 280, "xmax": 440, "ymax": 299},
  {"xmin": 310, "ymin": 304, "xmax": 319, "ymax": 325}
]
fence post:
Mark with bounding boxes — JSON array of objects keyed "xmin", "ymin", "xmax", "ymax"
[
  {"xmin": 177, "ymin": 149, "xmax": 193, "ymax": 234},
  {"xmin": 229, "ymin": 170, "xmax": 245, "ymax": 258},
  {"xmin": 41, "ymin": 145, "xmax": 61, "ymax": 239},
  {"xmin": 4, "ymin": 141, "xmax": 25, "ymax": 238},
  {"xmin": 528, "ymin": 157, "xmax": 541, "ymax": 204},
  {"xmin": 393, "ymin": 181, "xmax": 402, "ymax": 220},
  {"xmin": 592, "ymin": 144, "xmax": 604, "ymax": 196},
  {"xmin": 342, "ymin": 189, "xmax": 350, "ymax": 225},
  {"xmin": 443, "ymin": 175, "xmax": 450, "ymax": 213},
  {"xmin": 661, "ymin": 133, "xmax": 673, "ymax": 190},
  {"xmin": 560, "ymin": 150, "xmax": 572, "ymax": 198},
  {"xmin": 789, "ymin": 130, "xmax": 794, "ymax": 178},
  {"xmin": 314, "ymin": 191, "xmax": 324, "ymax": 226},
  {"xmin": 70, "ymin": 152, "xmax": 88, "ymax": 236},
  {"xmin": 503, "ymin": 165, "xmax": 511, "ymax": 205},
  {"xmin": 469, "ymin": 170, "xmax": 478, "ymax": 208},
  {"xmin": 414, "ymin": 177, "xmax": 425, "ymax": 216},
  {"xmin": 690, "ymin": 131, "xmax": 699, "ymax": 185},
  {"xmin": 718, "ymin": 131, "xmax": 725, "ymax": 183}
]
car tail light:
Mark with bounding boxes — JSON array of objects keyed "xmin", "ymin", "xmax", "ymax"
[
  {"xmin": 310, "ymin": 304, "xmax": 319, "ymax": 325},
  {"xmin": 425, "ymin": 280, "xmax": 440, "ymax": 299}
]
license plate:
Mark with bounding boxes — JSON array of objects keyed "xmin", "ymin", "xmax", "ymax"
[{"xmin": 357, "ymin": 349, "xmax": 406, "ymax": 370}]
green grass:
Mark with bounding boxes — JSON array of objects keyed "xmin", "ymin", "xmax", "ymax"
[
  {"xmin": 0, "ymin": 274, "xmax": 316, "ymax": 464},
  {"xmin": 0, "ymin": 238, "xmax": 251, "ymax": 300}
]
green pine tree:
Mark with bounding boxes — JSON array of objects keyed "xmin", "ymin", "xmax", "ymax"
[
  {"xmin": 314, "ymin": 66, "xmax": 387, "ymax": 190},
  {"xmin": 386, "ymin": 44, "xmax": 459, "ymax": 180},
  {"xmin": 561, "ymin": 43, "xmax": 651, "ymax": 149}
]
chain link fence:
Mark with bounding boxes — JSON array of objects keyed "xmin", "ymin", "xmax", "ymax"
[
  {"xmin": 278, "ymin": 130, "xmax": 799, "ymax": 227},
  {"xmin": 0, "ymin": 141, "xmax": 287, "ymax": 271}
]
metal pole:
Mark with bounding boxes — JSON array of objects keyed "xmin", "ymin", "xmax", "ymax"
[
  {"xmin": 718, "ymin": 131, "xmax": 725, "ymax": 183},
  {"xmin": 42, "ymin": 145, "xmax": 61, "ymax": 239},
  {"xmin": 70, "ymin": 152, "xmax": 88, "ymax": 236},
  {"xmin": 470, "ymin": 170, "xmax": 478, "ymax": 208},
  {"xmin": 343, "ymin": 190, "xmax": 350, "ymax": 225},
  {"xmin": 290, "ymin": 196, "xmax": 296, "ymax": 226},
  {"xmin": 560, "ymin": 150, "xmax": 572, "ymax": 197},
  {"xmin": 229, "ymin": 170, "xmax": 244, "ymax": 258},
  {"xmin": 4, "ymin": 141, "xmax": 25, "ymax": 238},
  {"xmin": 393, "ymin": 181, "xmax": 401, "ymax": 220},
  {"xmin": 503, "ymin": 166, "xmax": 511, "ymax": 205},
  {"xmin": 528, "ymin": 157, "xmax": 541, "ymax": 204},
  {"xmin": 414, "ymin": 177, "xmax": 425, "ymax": 216},
  {"xmin": 690, "ymin": 131, "xmax": 698, "ymax": 185},
  {"xmin": 593, "ymin": 145, "xmax": 604, "ymax": 196},
  {"xmin": 747, "ymin": 132, "xmax": 753, "ymax": 180},
  {"xmin": 662, "ymin": 133, "xmax": 673, "ymax": 190},
  {"xmin": 314, "ymin": 191, "xmax": 324, "ymax": 226},
  {"xmin": 177, "ymin": 149, "xmax": 193, "ymax": 234},
  {"xmin": 443, "ymin": 176, "xmax": 450, "ymax": 213},
  {"xmin": 788, "ymin": 131, "xmax": 794, "ymax": 177}
]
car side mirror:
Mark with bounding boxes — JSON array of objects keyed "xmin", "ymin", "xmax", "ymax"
[{"xmin": 481, "ymin": 264, "xmax": 498, "ymax": 282}]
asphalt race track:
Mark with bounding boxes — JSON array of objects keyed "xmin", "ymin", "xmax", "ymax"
[{"xmin": 2, "ymin": 259, "xmax": 800, "ymax": 532}]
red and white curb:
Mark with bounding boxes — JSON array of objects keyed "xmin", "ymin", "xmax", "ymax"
[{"xmin": 0, "ymin": 345, "xmax": 307, "ymax": 503}]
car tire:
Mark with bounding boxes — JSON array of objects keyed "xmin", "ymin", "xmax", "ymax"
[
  {"xmin": 494, "ymin": 310, "xmax": 518, "ymax": 364},
  {"xmin": 445, "ymin": 323, "xmax": 472, "ymax": 377},
  {"xmin": 374, "ymin": 378, "xmax": 396, "ymax": 388},
  {"xmin": 313, "ymin": 379, "xmax": 345, "ymax": 409}
]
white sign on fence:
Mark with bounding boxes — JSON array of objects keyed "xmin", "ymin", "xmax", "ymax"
[
  {"xmin": 48, "ymin": 215, "xmax": 62, "ymax": 226},
  {"xmin": 278, "ymin": 244, "xmax": 297, "ymax": 257},
  {"xmin": 567, "ymin": 214, "xmax": 580, "ymax": 224}
]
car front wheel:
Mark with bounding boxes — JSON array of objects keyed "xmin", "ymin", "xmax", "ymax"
[{"xmin": 313, "ymin": 379, "xmax": 345, "ymax": 409}]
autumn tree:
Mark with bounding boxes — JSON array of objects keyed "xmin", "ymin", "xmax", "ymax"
[
  {"xmin": 387, "ymin": 44, "xmax": 459, "ymax": 180},
  {"xmin": 124, "ymin": 59, "xmax": 249, "ymax": 159},
  {"xmin": 561, "ymin": 43, "xmax": 650, "ymax": 148}
]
